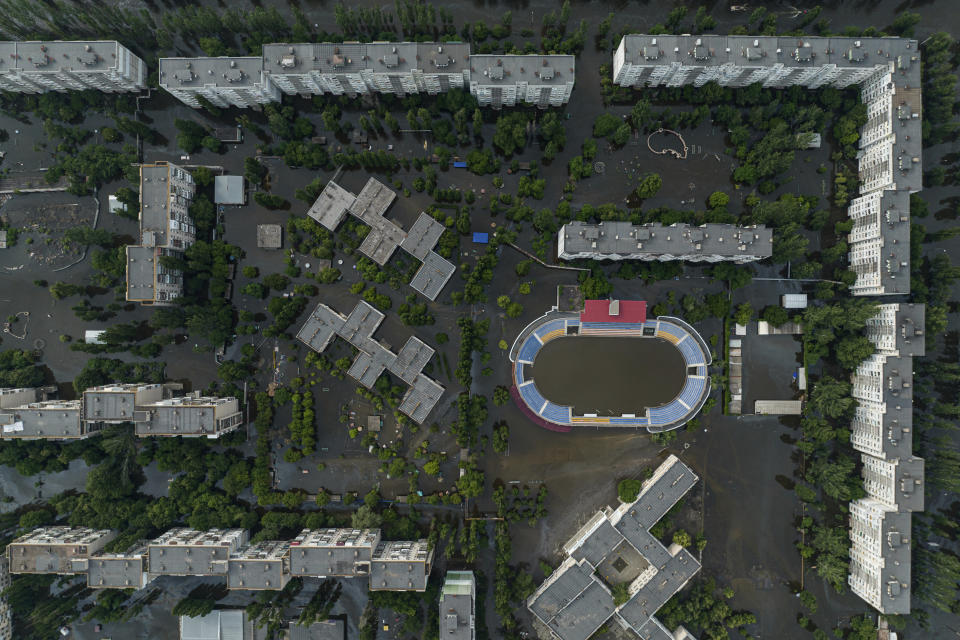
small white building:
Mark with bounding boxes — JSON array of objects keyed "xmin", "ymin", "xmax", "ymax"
[{"xmin": 214, "ymin": 175, "xmax": 246, "ymax": 205}]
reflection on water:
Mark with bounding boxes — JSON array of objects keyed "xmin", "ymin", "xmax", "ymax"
[{"xmin": 530, "ymin": 336, "xmax": 685, "ymax": 416}]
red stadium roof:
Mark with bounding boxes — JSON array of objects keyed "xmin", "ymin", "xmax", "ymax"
[{"xmin": 580, "ymin": 299, "xmax": 647, "ymax": 324}]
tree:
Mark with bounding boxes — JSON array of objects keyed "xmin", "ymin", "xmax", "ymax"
[
  {"xmin": 761, "ymin": 305, "xmax": 789, "ymax": 327},
  {"xmin": 351, "ymin": 504, "xmax": 383, "ymax": 529},
  {"xmin": 672, "ymin": 529, "xmax": 692, "ymax": 548},
  {"xmin": 493, "ymin": 386, "xmax": 510, "ymax": 406},
  {"xmin": 611, "ymin": 582, "xmax": 630, "ymax": 606},
  {"xmin": 808, "ymin": 376, "xmax": 855, "ymax": 419},
  {"xmin": 733, "ymin": 302, "xmax": 753, "ymax": 326},
  {"xmin": 618, "ymin": 478, "xmax": 642, "ymax": 502},
  {"xmin": 711, "ymin": 263, "xmax": 753, "ymax": 289},
  {"xmin": 634, "ymin": 173, "xmax": 662, "ymax": 199},
  {"xmin": 592, "ymin": 113, "xmax": 621, "ymax": 138}
]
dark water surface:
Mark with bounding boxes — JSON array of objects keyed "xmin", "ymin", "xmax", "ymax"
[{"xmin": 530, "ymin": 336, "xmax": 685, "ymax": 415}]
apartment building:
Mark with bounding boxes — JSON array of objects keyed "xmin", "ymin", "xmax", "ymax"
[
  {"xmin": 135, "ymin": 395, "xmax": 243, "ymax": 439},
  {"xmin": 0, "ymin": 400, "xmax": 89, "ymax": 440},
  {"xmin": 865, "ymin": 304, "xmax": 925, "ymax": 357},
  {"xmin": 0, "ymin": 387, "xmax": 37, "ymax": 408},
  {"xmin": 0, "ymin": 41, "xmax": 146, "ymax": 93},
  {"xmin": 83, "ymin": 383, "xmax": 162, "ymax": 424},
  {"xmin": 127, "ymin": 162, "xmax": 197, "ymax": 306},
  {"xmin": 262, "ymin": 42, "xmax": 470, "ymax": 97},
  {"xmin": 848, "ymin": 498, "xmax": 911, "ymax": 613},
  {"xmin": 861, "ymin": 455, "xmax": 924, "ymax": 513},
  {"xmin": 468, "ymin": 55, "xmax": 575, "ymax": 108},
  {"xmin": 370, "ymin": 540, "xmax": 434, "ymax": 592},
  {"xmin": 6, "ymin": 527, "xmax": 116, "ymax": 574},
  {"xmin": 557, "ymin": 221, "xmax": 772, "ymax": 263},
  {"xmin": 527, "ymin": 455, "xmax": 700, "ymax": 640},
  {"xmin": 147, "ymin": 529, "xmax": 248, "ymax": 578},
  {"xmin": 440, "ymin": 571, "xmax": 476, "ymax": 640},
  {"xmin": 227, "ymin": 540, "xmax": 291, "ymax": 590},
  {"xmin": 159, "ymin": 57, "xmax": 280, "ymax": 108},
  {"xmin": 288, "ymin": 528, "xmax": 381, "ymax": 578},
  {"xmin": 82, "ymin": 545, "xmax": 151, "ymax": 590},
  {"xmin": 612, "ymin": 34, "xmax": 922, "ymax": 296}
]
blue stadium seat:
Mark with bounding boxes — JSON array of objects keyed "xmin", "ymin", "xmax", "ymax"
[
  {"xmin": 540, "ymin": 401, "xmax": 571, "ymax": 424},
  {"xmin": 533, "ymin": 319, "xmax": 566, "ymax": 340},
  {"xmin": 518, "ymin": 334, "xmax": 542, "ymax": 362},
  {"xmin": 519, "ymin": 382, "xmax": 547, "ymax": 413}
]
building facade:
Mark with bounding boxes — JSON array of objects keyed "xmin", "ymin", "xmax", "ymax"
[
  {"xmin": 126, "ymin": 162, "xmax": 197, "ymax": 306},
  {"xmin": 557, "ymin": 221, "xmax": 772, "ymax": 263},
  {"xmin": 0, "ymin": 41, "xmax": 146, "ymax": 93},
  {"xmin": 159, "ymin": 57, "xmax": 280, "ymax": 108},
  {"xmin": 468, "ymin": 55, "xmax": 575, "ymax": 108},
  {"xmin": 0, "ymin": 556, "xmax": 11, "ymax": 640}
]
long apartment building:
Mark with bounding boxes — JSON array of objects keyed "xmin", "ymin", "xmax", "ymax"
[
  {"xmin": 262, "ymin": 42, "xmax": 470, "ymax": 96},
  {"xmin": 158, "ymin": 57, "xmax": 280, "ymax": 108},
  {"xmin": 0, "ymin": 41, "xmax": 146, "ymax": 93},
  {"xmin": 440, "ymin": 571, "xmax": 476, "ymax": 640},
  {"xmin": 847, "ymin": 304, "xmax": 925, "ymax": 613},
  {"xmin": 160, "ymin": 45, "xmax": 574, "ymax": 109},
  {"xmin": 0, "ymin": 383, "xmax": 242, "ymax": 440},
  {"xmin": 126, "ymin": 162, "xmax": 196, "ymax": 306},
  {"xmin": 557, "ymin": 220, "xmax": 772, "ymax": 263},
  {"xmin": 613, "ymin": 34, "xmax": 921, "ymax": 295},
  {"xmin": 527, "ymin": 455, "xmax": 700, "ymax": 640},
  {"xmin": 468, "ymin": 55, "xmax": 575, "ymax": 108},
  {"xmin": 8, "ymin": 526, "xmax": 432, "ymax": 594}
]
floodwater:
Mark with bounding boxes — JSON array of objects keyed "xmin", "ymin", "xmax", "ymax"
[{"xmin": 529, "ymin": 336, "xmax": 684, "ymax": 415}]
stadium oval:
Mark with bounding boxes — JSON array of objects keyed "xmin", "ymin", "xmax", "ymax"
[{"xmin": 509, "ymin": 300, "xmax": 711, "ymax": 433}]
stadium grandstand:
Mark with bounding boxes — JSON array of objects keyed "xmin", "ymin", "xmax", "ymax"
[{"xmin": 509, "ymin": 300, "xmax": 710, "ymax": 433}]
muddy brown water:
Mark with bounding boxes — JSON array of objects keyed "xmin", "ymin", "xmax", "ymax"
[{"xmin": 529, "ymin": 335, "xmax": 685, "ymax": 415}]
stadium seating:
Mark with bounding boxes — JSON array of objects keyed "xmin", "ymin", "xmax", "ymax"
[
  {"xmin": 519, "ymin": 381, "xmax": 547, "ymax": 414},
  {"xmin": 518, "ymin": 333, "xmax": 542, "ymax": 363},
  {"xmin": 534, "ymin": 318, "xmax": 567, "ymax": 343},
  {"xmin": 540, "ymin": 401, "xmax": 572, "ymax": 424},
  {"xmin": 679, "ymin": 376, "xmax": 706, "ymax": 408},
  {"xmin": 677, "ymin": 337, "xmax": 705, "ymax": 366}
]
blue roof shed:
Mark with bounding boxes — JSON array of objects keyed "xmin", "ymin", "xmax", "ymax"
[
  {"xmin": 453, "ymin": 161, "xmax": 467, "ymax": 168},
  {"xmin": 472, "ymin": 232, "xmax": 489, "ymax": 244}
]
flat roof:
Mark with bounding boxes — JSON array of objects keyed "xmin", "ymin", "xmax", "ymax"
[
  {"xmin": 0, "ymin": 41, "xmax": 127, "ymax": 73},
  {"xmin": 440, "ymin": 572, "xmax": 475, "ymax": 640},
  {"xmin": 140, "ymin": 164, "xmax": 171, "ymax": 246},
  {"xmin": 257, "ymin": 224, "xmax": 283, "ymax": 249},
  {"xmin": 388, "ymin": 336, "xmax": 435, "ymax": 385},
  {"xmin": 296, "ymin": 304, "xmax": 347, "ymax": 353},
  {"xmin": 581, "ymin": 300, "xmax": 647, "ymax": 324},
  {"xmin": 125, "ymin": 245, "xmax": 157, "ymax": 301},
  {"xmin": 561, "ymin": 221, "xmax": 773, "ymax": 258},
  {"xmin": 410, "ymin": 251, "xmax": 456, "ymax": 301},
  {"xmin": 180, "ymin": 610, "xmax": 247, "ymax": 640},
  {"xmin": 400, "ymin": 212, "xmax": 445, "ymax": 260},
  {"xmin": 214, "ymin": 175, "xmax": 245, "ymax": 205},
  {"xmin": 262, "ymin": 42, "xmax": 470, "ymax": 76},
  {"xmin": 370, "ymin": 540, "xmax": 432, "ymax": 591},
  {"xmin": 86, "ymin": 551, "xmax": 146, "ymax": 589},
  {"xmin": 469, "ymin": 54, "xmax": 575, "ymax": 86},
  {"xmin": 307, "ymin": 181, "xmax": 356, "ymax": 231},
  {"xmin": 399, "ymin": 374, "xmax": 444, "ymax": 424},
  {"xmin": 616, "ymin": 548, "xmax": 700, "ymax": 633},
  {"xmin": 0, "ymin": 401, "xmax": 83, "ymax": 438},
  {"xmin": 159, "ymin": 56, "xmax": 266, "ymax": 90}
]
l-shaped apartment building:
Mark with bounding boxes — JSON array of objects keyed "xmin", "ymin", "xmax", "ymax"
[{"xmin": 612, "ymin": 34, "xmax": 921, "ymax": 295}]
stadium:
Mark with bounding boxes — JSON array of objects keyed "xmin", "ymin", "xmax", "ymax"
[{"xmin": 509, "ymin": 300, "xmax": 711, "ymax": 433}]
